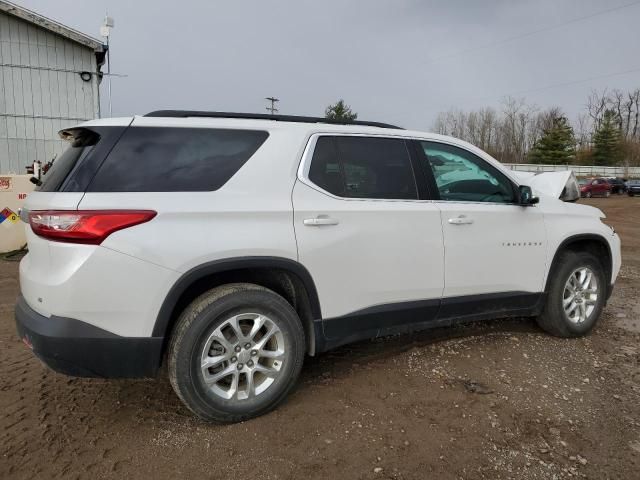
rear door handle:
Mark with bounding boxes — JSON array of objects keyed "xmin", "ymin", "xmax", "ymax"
[
  {"xmin": 448, "ymin": 215, "xmax": 474, "ymax": 225},
  {"xmin": 303, "ymin": 216, "xmax": 339, "ymax": 226}
]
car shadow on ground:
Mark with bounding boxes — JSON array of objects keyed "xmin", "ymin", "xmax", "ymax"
[
  {"xmin": 302, "ymin": 316, "xmax": 542, "ymax": 380},
  {"xmin": 67, "ymin": 316, "xmax": 543, "ymax": 420}
]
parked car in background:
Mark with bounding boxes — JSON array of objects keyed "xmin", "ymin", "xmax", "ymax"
[
  {"xmin": 579, "ymin": 178, "xmax": 612, "ymax": 198},
  {"xmin": 607, "ymin": 178, "xmax": 627, "ymax": 195},
  {"xmin": 627, "ymin": 179, "xmax": 640, "ymax": 196}
]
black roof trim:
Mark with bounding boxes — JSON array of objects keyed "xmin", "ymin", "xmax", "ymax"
[{"xmin": 144, "ymin": 110, "xmax": 402, "ymax": 129}]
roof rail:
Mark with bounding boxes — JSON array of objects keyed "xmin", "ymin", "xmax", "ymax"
[{"xmin": 144, "ymin": 110, "xmax": 402, "ymax": 129}]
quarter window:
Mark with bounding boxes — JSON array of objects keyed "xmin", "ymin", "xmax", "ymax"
[
  {"xmin": 420, "ymin": 141, "xmax": 515, "ymax": 203},
  {"xmin": 88, "ymin": 127, "xmax": 269, "ymax": 192},
  {"xmin": 308, "ymin": 136, "xmax": 418, "ymax": 200}
]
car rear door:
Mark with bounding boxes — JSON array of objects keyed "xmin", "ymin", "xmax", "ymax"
[
  {"xmin": 292, "ymin": 134, "xmax": 445, "ymax": 344},
  {"xmin": 414, "ymin": 140, "xmax": 548, "ymax": 321},
  {"xmin": 591, "ymin": 179, "xmax": 604, "ymax": 194}
]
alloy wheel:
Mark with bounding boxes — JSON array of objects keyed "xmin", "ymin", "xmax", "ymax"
[
  {"xmin": 562, "ymin": 267, "xmax": 599, "ymax": 324},
  {"xmin": 200, "ymin": 313, "xmax": 285, "ymax": 400}
]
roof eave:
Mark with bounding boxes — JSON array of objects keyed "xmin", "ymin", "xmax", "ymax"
[{"xmin": 0, "ymin": 0, "xmax": 104, "ymax": 51}]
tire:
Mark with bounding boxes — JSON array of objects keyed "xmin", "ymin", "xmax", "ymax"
[
  {"xmin": 536, "ymin": 250, "xmax": 607, "ymax": 338},
  {"xmin": 585, "ymin": 191, "xmax": 592, "ymax": 198},
  {"xmin": 605, "ymin": 191, "xmax": 611, "ymax": 197},
  {"xmin": 630, "ymin": 193, "xmax": 635, "ymax": 197},
  {"xmin": 168, "ymin": 283, "xmax": 305, "ymax": 423}
]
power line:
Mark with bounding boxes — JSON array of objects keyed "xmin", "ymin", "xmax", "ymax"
[
  {"xmin": 474, "ymin": 66, "xmax": 640, "ymax": 102},
  {"xmin": 427, "ymin": 0, "xmax": 640, "ymax": 64},
  {"xmin": 390, "ymin": 66, "xmax": 640, "ymax": 124},
  {"xmin": 265, "ymin": 97, "xmax": 279, "ymax": 115}
]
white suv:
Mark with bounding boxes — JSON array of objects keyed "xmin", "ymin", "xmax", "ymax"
[{"xmin": 15, "ymin": 111, "xmax": 621, "ymax": 422}]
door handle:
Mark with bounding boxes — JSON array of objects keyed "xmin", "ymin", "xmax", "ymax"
[
  {"xmin": 448, "ymin": 215, "xmax": 474, "ymax": 225},
  {"xmin": 303, "ymin": 216, "xmax": 339, "ymax": 226}
]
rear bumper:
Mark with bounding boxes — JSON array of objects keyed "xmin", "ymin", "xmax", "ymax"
[{"xmin": 15, "ymin": 295, "xmax": 163, "ymax": 378}]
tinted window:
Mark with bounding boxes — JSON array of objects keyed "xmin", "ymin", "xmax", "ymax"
[
  {"xmin": 308, "ymin": 137, "xmax": 344, "ymax": 196},
  {"xmin": 420, "ymin": 141, "xmax": 515, "ymax": 203},
  {"xmin": 88, "ymin": 127, "xmax": 269, "ymax": 192},
  {"xmin": 308, "ymin": 136, "xmax": 417, "ymax": 200},
  {"xmin": 37, "ymin": 129, "xmax": 99, "ymax": 192}
]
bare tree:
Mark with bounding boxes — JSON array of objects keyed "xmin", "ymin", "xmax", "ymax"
[
  {"xmin": 586, "ymin": 89, "xmax": 608, "ymax": 131},
  {"xmin": 430, "ymin": 86, "xmax": 640, "ymax": 167},
  {"xmin": 574, "ymin": 113, "xmax": 591, "ymax": 150}
]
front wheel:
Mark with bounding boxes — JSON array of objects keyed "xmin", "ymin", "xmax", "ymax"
[
  {"xmin": 168, "ymin": 283, "xmax": 305, "ymax": 423},
  {"xmin": 536, "ymin": 251, "xmax": 607, "ymax": 337},
  {"xmin": 605, "ymin": 191, "xmax": 611, "ymax": 197},
  {"xmin": 585, "ymin": 191, "xmax": 592, "ymax": 198}
]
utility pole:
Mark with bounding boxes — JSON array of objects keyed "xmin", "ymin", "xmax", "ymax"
[{"xmin": 265, "ymin": 97, "xmax": 279, "ymax": 115}]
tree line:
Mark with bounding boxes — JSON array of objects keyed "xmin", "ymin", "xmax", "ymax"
[{"xmin": 431, "ymin": 88, "xmax": 640, "ymax": 167}]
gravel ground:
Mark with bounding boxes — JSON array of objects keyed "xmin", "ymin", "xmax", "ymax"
[{"xmin": 1, "ymin": 195, "xmax": 639, "ymax": 479}]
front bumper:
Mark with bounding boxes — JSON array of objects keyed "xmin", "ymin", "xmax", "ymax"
[{"xmin": 15, "ymin": 295, "xmax": 163, "ymax": 378}]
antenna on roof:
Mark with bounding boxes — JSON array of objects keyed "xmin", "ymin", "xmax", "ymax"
[{"xmin": 100, "ymin": 14, "xmax": 115, "ymax": 117}]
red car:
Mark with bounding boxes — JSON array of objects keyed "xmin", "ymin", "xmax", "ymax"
[{"xmin": 579, "ymin": 177, "xmax": 612, "ymax": 197}]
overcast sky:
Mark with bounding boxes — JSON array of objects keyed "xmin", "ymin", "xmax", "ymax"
[{"xmin": 15, "ymin": 0, "xmax": 640, "ymax": 130}]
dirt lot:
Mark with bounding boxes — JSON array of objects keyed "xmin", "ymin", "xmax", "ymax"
[{"xmin": 2, "ymin": 196, "xmax": 640, "ymax": 479}]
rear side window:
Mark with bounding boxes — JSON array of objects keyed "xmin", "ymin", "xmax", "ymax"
[
  {"xmin": 308, "ymin": 137, "xmax": 344, "ymax": 196},
  {"xmin": 88, "ymin": 127, "xmax": 269, "ymax": 192},
  {"xmin": 37, "ymin": 129, "xmax": 99, "ymax": 192},
  {"xmin": 308, "ymin": 136, "xmax": 417, "ymax": 200}
]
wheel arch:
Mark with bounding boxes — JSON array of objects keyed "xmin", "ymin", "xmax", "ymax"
[
  {"xmin": 154, "ymin": 257, "xmax": 322, "ymax": 356},
  {"xmin": 545, "ymin": 234, "xmax": 613, "ymax": 296}
]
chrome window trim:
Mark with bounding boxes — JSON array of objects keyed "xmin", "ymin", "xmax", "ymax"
[{"xmin": 297, "ymin": 133, "xmax": 527, "ymax": 207}]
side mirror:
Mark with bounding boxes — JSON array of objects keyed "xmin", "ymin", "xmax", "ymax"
[{"xmin": 519, "ymin": 185, "xmax": 539, "ymax": 205}]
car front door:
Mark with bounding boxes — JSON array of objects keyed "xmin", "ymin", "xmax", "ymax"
[
  {"xmin": 415, "ymin": 140, "xmax": 548, "ymax": 320},
  {"xmin": 292, "ymin": 135, "xmax": 445, "ymax": 343}
]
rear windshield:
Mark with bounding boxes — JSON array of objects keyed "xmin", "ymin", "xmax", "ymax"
[
  {"xmin": 37, "ymin": 129, "xmax": 99, "ymax": 192},
  {"xmin": 87, "ymin": 127, "xmax": 269, "ymax": 192}
]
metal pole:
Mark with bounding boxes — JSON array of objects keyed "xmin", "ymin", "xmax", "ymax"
[
  {"xmin": 107, "ymin": 35, "xmax": 112, "ymax": 117},
  {"xmin": 265, "ymin": 97, "xmax": 279, "ymax": 115}
]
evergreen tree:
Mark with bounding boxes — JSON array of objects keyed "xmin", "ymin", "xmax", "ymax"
[
  {"xmin": 528, "ymin": 115, "xmax": 575, "ymax": 164},
  {"xmin": 592, "ymin": 109, "xmax": 622, "ymax": 166},
  {"xmin": 325, "ymin": 99, "xmax": 358, "ymax": 122}
]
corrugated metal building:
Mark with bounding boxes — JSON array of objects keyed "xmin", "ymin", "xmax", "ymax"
[{"xmin": 0, "ymin": 1, "xmax": 105, "ymax": 174}]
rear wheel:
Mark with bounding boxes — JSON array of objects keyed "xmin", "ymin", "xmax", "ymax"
[
  {"xmin": 536, "ymin": 251, "xmax": 606, "ymax": 337},
  {"xmin": 168, "ymin": 283, "xmax": 305, "ymax": 423},
  {"xmin": 605, "ymin": 190, "xmax": 611, "ymax": 197},
  {"xmin": 585, "ymin": 191, "xmax": 592, "ymax": 198}
]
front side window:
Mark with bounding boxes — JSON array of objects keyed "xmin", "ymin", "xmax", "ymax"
[
  {"xmin": 420, "ymin": 141, "xmax": 515, "ymax": 203},
  {"xmin": 307, "ymin": 136, "xmax": 417, "ymax": 200}
]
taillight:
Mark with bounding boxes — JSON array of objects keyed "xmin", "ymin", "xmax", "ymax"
[{"xmin": 28, "ymin": 210, "xmax": 157, "ymax": 245}]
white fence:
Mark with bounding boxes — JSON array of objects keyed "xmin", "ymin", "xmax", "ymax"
[{"xmin": 504, "ymin": 163, "xmax": 640, "ymax": 178}]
